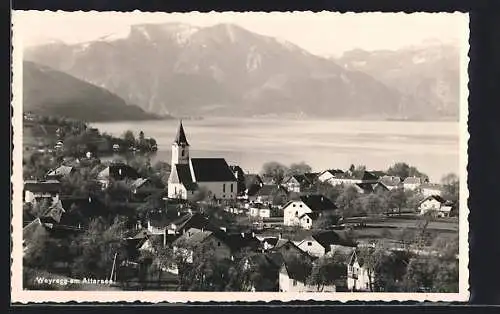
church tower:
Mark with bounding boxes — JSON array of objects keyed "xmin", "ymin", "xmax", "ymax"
[{"xmin": 171, "ymin": 120, "xmax": 190, "ymax": 166}]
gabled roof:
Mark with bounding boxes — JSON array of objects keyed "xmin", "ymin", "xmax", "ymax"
[
  {"xmin": 281, "ymin": 256, "xmax": 313, "ymax": 282},
  {"xmin": 303, "ymin": 172, "xmax": 319, "ymax": 183},
  {"xmin": 420, "ymin": 195, "xmax": 447, "ymax": 204},
  {"xmin": 46, "ymin": 165, "xmax": 74, "ymax": 178},
  {"xmin": 244, "ymin": 174, "xmax": 263, "ymax": 189},
  {"xmin": 172, "ymin": 213, "xmax": 212, "ymax": 233},
  {"xmin": 370, "ymin": 171, "xmax": 387, "ymax": 178},
  {"xmin": 321, "ymin": 169, "xmax": 344, "ymax": 177},
  {"xmin": 403, "ymin": 176, "xmax": 422, "ymax": 184},
  {"xmin": 174, "ymin": 120, "xmax": 189, "ymax": 146},
  {"xmin": 130, "ymin": 178, "xmax": 149, "ymax": 189},
  {"xmin": 218, "ymin": 232, "xmax": 261, "ymax": 252},
  {"xmin": 172, "ymin": 164, "xmax": 198, "ymax": 191},
  {"xmin": 43, "ymin": 199, "xmax": 66, "ymax": 223},
  {"xmin": 190, "ymin": 158, "xmax": 236, "ymax": 182},
  {"xmin": 299, "ymin": 212, "xmax": 321, "ymax": 221},
  {"xmin": 355, "ymin": 183, "xmax": 375, "ymax": 193},
  {"xmin": 312, "ymin": 230, "xmax": 357, "ymax": 249},
  {"xmin": 98, "ymin": 163, "xmax": 140, "ymax": 181},
  {"xmin": 255, "ymin": 184, "xmax": 288, "ymax": 197},
  {"xmin": 379, "ymin": 175, "xmax": 402, "ymax": 186},
  {"xmin": 300, "ymin": 194, "xmax": 337, "ymax": 211},
  {"xmin": 173, "ymin": 227, "xmax": 226, "ymax": 248}
]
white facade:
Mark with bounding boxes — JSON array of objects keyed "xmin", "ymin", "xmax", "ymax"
[
  {"xmin": 421, "ymin": 187, "xmax": 443, "ymax": 197},
  {"xmin": 347, "ymin": 260, "xmax": 373, "ymax": 291},
  {"xmin": 196, "ymin": 181, "xmax": 236, "ymax": 200},
  {"xmin": 249, "ymin": 206, "xmax": 271, "ymax": 219},
  {"xmin": 283, "ymin": 200, "xmax": 312, "ymax": 227},
  {"xmin": 299, "ymin": 214, "xmax": 314, "ymax": 230},
  {"xmin": 167, "ymin": 183, "xmax": 195, "ymax": 200},
  {"xmin": 297, "ymin": 238, "xmax": 326, "ymax": 258},
  {"xmin": 24, "ymin": 191, "xmax": 59, "ymax": 204},
  {"xmin": 279, "ymin": 267, "xmax": 307, "ymax": 292},
  {"xmin": 419, "ymin": 198, "xmax": 443, "ymax": 215},
  {"xmin": 171, "ymin": 143, "xmax": 189, "ymax": 166}
]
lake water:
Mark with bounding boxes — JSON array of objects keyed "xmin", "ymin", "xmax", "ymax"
[{"xmin": 92, "ymin": 117, "xmax": 460, "ymax": 183}]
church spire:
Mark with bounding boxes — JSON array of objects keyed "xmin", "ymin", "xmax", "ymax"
[{"xmin": 174, "ymin": 120, "xmax": 189, "ymax": 146}]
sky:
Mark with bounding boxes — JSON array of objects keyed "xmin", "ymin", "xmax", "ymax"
[{"xmin": 13, "ymin": 11, "xmax": 468, "ymax": 57}]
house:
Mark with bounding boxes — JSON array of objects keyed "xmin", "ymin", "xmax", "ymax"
[
  {"xmin": 167, "ymin": 121, "xmax": 237, "ymax": 201},
  {"xmin": 220, "ymin": 232, "xmax": 261, "ymax": 257},
  {"xmin": 282, "ymin": 173, "xmax": 317, "ymax": 193},
  {"xmin": 378, "ymin": 176, "xmax": 402, "ymax": 190},
  {"xmin": 241, "ymin": 174, "xmax": 264, "ymax": 200},
  {"xmin": 258, "ymin": 237, "xmax": 279, "ymax": 251},
  {"xmin": 239, "ymin": 253, "xmax": 281, "ymax": 291},
  {"xmin": 420, "ymin": 183, "xmax": 444, "ymax": 197},
  {"xmin": 317, "ymin": 169, "xmax": 345, "ymax": 184},
  {"xmin": 167, "ymin": 212, "xmax": 213, "ymax": 235},
  {"xmin": 326, "ymin": 170, "xmax": 379, "ymax": 186},
  {"xmin": 372, "ymin": 182, "xmax": 390, "ymax": 194},
  {"xmin": 271, "ymin": 238, "xmax": 310, "ymax": 260},
  {"xmin": 296, "ymin": 231, "xmax": 357, "ymax": 258},
  {"xmin": 278, "ymin": 254, "xmax": 335, "ymax": 292},
  {"xmin": 23, "ymin": 180, "xmax": 61, "ymax": 204},
  {"xmin": 419, "ymin": 195, "xmax": 454, "ymax": 217},
  {"xmin": 248, "ymin": 184, "xmax": 289, "ymax": 204},
  {"xmin": 129, "ymin": 178, "xmax": 163, "ymax": 201},
  {"xmin": 403, "ymin": 176, "xmax": 423, "ymax": 191},
  {"xmin": 347, "ymin": 250, "xmax": 375, "ymax": 292},
  {"xmin": 97, "ymin": 162, "xmax": 140, "ymax": 189},
  {"xmin": 172, "ymin": 227, "xmax": 231, "ymax": 263},
  {"xmin": 45, "ymin": 165, "xmax": 75, "ymax": 180},
  {"xmin": 249, "ymin": 203, "xmax": 272, "ymax": 219},
  {"xmin": 283, "ymin": 194, "xmax": 338, "ymax": 228}
]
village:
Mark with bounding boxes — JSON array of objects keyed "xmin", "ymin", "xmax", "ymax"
[{"xmin": 22, "ymin": 117, "xmax": 460, "ymax": 293}]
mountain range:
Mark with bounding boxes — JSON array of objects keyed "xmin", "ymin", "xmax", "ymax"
[
  {"xmin": 23, "ymin": 61, "xmax": 163, "ymax": 122},
  {"xmin": 24, "ymin": 22, "xmax": 460, "ymax": 120}
]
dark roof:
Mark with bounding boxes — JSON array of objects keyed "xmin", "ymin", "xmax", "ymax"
[
  {"xmin": 421, "ymin": 195, "xmax": 447, "ymax": 204},
  {"xmin": 100, "ymin": 163, "xmax": 140, "ymax": 180},
  {"xmin": 312, "ymin": 230, "xmax": 357, "ymax": 248},
  {"xmin": 370, "ymin": 171, "xmax": 387, "ymax": 178},
  {"xmin": 255, "ymin": 184, "xmax": 288, "ymax": 197},
  {"xmin": 46, "ymin": 166, "xmax": 74, "ymax": 178},
  {"xmin": 190, "ymin": 158, "xmax": 236, "ymax": 182},
  {"xmin": 303, "ymin": 172, "xmax": 319, "ymax": 183},
  {"xmin": 244, "ymin": 174, "xmax": 263, "ymax": 188},
  {"xmin": 281, "ymin": 256, "xmax": 313, "ymax": 282},
  {"xmin": 355, "ymin": 183, "xmax": 375, "ymax": 193},
  {"xmin": 261, "ymin": 237, "xmax": 279, "ymax": 247},
  {"xmin": 24, "ymin": 180, "xmax": 61, "ymax": 193},
  {"xmin": 300, "ymin": 194, "xmax": 337, "ymax": 211},
  {"xmin": 299, "ymin": 212, "xmax": 321, "ymax": 220},
  {"xmin": 324, "ymin": 169, "xmax": 344, "ymax": 176},
  {"xmin": 218, "ymin": 232, "xmax": 261, "ymax": 252},
  {"xmin": 173, "ymin": 213, "xmax": 213, "ymax": 233},
  {"xmin": 174, "ymin": 121, "xmax": 189, "ymax": 146},
  {"xmin": 174, "ymin": 164, "xmax": 198, "ymax": 191}
]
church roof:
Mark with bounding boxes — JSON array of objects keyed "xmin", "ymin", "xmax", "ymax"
[
  {"xmin": 190, "ymin": 158, "xmax": 237, "ymax": 182},
  {"xmin": 174, "ymin": 121, "xmax": 189, "ymax": 146},
  {"xmin": 174, "ymin": 164, "xmax": 198, "ymax": 191}
]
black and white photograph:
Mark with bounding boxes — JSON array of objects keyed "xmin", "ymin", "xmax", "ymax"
[{"xmin": 11, "ymin": 11, "xmax": 469, "ymax": 302}]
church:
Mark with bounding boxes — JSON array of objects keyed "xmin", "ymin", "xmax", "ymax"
[{"xmin": 167, "ymin": 121, "xmax": 238, "ymax": 201}]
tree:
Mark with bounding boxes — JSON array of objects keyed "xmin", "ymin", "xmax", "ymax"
[
  {"xmin": 312, "ymin": 181, "xmax": 343, "ymax": 203},
  {"xmin": 387, "ymin": 187, "xmax": 407, "ymax": 215},
  {"xmin": 287, "ymin": 162, "xmax": 312, "ymax": 176},
  {"xmin": 122, "ymin": 130, "xmax": 136, "ymax": 146},
  {"xmin": 387, "ymin": 162, "xmax": 428, "ymax": 181},
  {"xmin": 356, "ymin": 245, "xmax": 387, "ymax": 291},
  {"xmin": 336, "ymin": 185, "xmax": 361, "ymax": 217},
  {"xmin": 312, "ymin": 212, "xmax": 341, "ymax": 230},
  {"xmin": 441, "ymin": 173, "xmax": 459, "ymax": 203},
  {"xmin": 307, "ymin": 252, "xmax": 346, "ymax": 291},
  {"xmin": 261, "ymin": 161, "xmax": 289, "ymax": 185},
  {"xmin": 361, "ymin": 193, "xmax": 388, "ymax": 216}
]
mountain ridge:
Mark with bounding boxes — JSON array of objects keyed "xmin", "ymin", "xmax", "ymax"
[{"xmin": 24, "ymin": 22, "xmax": 458, "ymax": 120}]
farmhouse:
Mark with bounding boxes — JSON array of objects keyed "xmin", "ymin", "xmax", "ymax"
[
  {"xmin": 420, "ymin": 183, "xmax": 444, "ymax": 197},
  {"xmin": 347, "ymin": 250, "xmax": 374, "ymax": 292},
  {"xmin": 248, "ymin": 184, "xmax": 289, "ymax": 204},
  {"xmin": 249, "ymin": 203, "xmax": 272, "ymax": 219},
  {"xmin": 282, "ymin": 173, "xmax": 318, "ymax": 193},
  {"xmin": 167, "ymin": 121, "xmax": 237, "ymax": 201},
  {"xmin": 97, "ymin": 162, "xmax": 140, "ymax": 189},
  {"xmin": 283, "ymin": 194, "xmax": 337, "ymax": 228},
  {"xmin": 322, "ymin": 169, "xmax": 379, "ymax": 187},
  {"xmin": 296, "ymin": 231, "xmax": 357, "ymax": 258},
  {"xmin": 403, "ymin": 176, "xmax": 423, "ymax": 191},
  {"xmin": 172, "ymin": 227, "xmax": 231, "ymax": 263},
  {"xmin": 419, "ymin": 195, "xmax": 454, "ymax": 217}
]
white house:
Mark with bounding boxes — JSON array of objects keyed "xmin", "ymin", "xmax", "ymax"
[
  {"xmin": 279, "ymin": 260, "xmax": 336, "ymax": 292},
  {"xmin": 419, "ymin": 195, "xmax": 453, "ymax": 217},
  {"xmin": 283, "ymin": 195, "xmax": 337, "ymax": 228},
  {"xmin": 317, "ymin": 169, "xmax": 344, "ymax": 184},
  {"xmin": 403, "ymin": 177, "xmax": 423, "ymax": 191},
  {"xmin": 23, "ymin": 180, "xmax": 61, "ymax": 204},
  {"xmin": 296, "ymin": 231, "xmax": 356, "ymax": 258},
  {"xmin": 319, "ymin": 169, "xmax": 379, "ymax": 187},
  {"xmin": 420, "ymin": 183, "xmax": 444, "ymax": 197},
  {"xmin": 347, "ymin": 251, "xmax": 374, "ymax": 292},
  {"xmin": 167, "ymin": 121, "xmax": 237, "ymax": 201},
  {"xmin": 249, "ymin": 203, "xmax": 271, "ymax": 219}
]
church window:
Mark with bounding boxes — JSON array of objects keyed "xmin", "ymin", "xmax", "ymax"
[
  {"xmin": 230, "ymin": 184, "xmax": 234, "ymax": 193},
  {"xmin": 223, "ymin": 184, "xmax": 226, "ymax": 193},
  {"xmin": 181, "ymin": 150, "xmax": 184, "ymax": 157}
]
